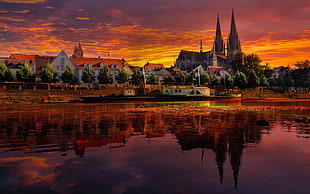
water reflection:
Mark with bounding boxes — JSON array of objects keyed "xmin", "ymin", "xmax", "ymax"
[{"xmin": 0, "ymin": 102, "xmax": 309, "ymax": 193}]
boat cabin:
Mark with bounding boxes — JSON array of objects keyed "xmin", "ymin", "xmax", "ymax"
[
  {"xmin": 123, "ymin": 89, "xmax": 135, "ymax": 96},
  {"xmin": 162, "ymin": 87, "xmax": 210, "ymax": 96}
]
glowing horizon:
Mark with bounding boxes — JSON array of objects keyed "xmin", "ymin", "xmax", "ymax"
[{"xmin": 1, "ymin": 0, "xmax": 309, "ymax": 67}]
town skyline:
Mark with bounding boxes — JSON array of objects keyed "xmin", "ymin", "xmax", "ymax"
[{"xmin": 0, "ymin": 0, "xmax": 309, "ymax": 67}]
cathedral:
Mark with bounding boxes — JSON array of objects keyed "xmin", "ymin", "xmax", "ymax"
[{"xmin": 175, "ymin": 10, "xmax": 241, "ymax": 73}]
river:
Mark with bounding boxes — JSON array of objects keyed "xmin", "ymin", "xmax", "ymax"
[{"xmin": 0, "ymin": 101, "xmax": 309, "ymax": 194}]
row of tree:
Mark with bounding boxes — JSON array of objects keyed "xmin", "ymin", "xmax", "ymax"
[
  {"xmin": 81, "ymin": 65, "xmax": 145, "ymax": 86},
  {"xmin": 160, "ymin": 53, "xmax": 310, "ymax": 89},
  {"xmin": 0, "ymin": 62, "xmax": 144, "ymax": 86},
  {"xmin": 230, "ymin": 52, "xmax": 310, "ymax": 89},
  {"xmin": 1, "ymin": 56, "xmax": 309, "ymax": 89}
]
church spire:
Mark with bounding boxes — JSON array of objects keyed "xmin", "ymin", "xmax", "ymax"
[
  {"xmin": 230, "ymin": 9, "xmax": 237, "ymax": 36},
  {"xmin": 216, "ymin": 14, "xmax": 222, "ymax": 37},
  {"xmin": 214, "ymin": 14, "xmax": 225, "ymax": 55},
  {"xmin": 227, "ymin": 9, "xmax": 241, "ymax": 64},
  {"xmin": 200, "ymin": 39, "xmax": 203, "ymax": 53}
]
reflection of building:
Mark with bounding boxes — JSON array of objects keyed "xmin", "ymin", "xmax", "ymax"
[
  {"xmin": 74, "ymin": 135, "xmax": 127, "ymax": 157},
  {"xmin": 174, "ymin": 128, "xmax": 243, "ymax": 188},
  {"xmin": 1, "ymin": 105, "xmax": 265, "ymax": 188}
]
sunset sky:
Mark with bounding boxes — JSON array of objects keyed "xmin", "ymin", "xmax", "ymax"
[{"xmin": 0, "ymin": 0, "xmax": 309, "ymax": 67}]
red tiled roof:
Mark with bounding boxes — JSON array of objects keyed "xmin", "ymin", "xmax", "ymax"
[
  {"xmin": 2, "ymin": 58, "xmax": 28, "ymax": 69},
  {"xmin": 144, "ymin": 62, "xmax": 165, "ymax": 72},
  {"xmin": 70, "ymin": 57, "xmax": 123, "ymax": 70},
  {"xmin": 10, "ymin": 54, "xmax": 36, "ymax": 61},
  {"xmin": 35, "ymin": 56, "xmax": 56, "ymax": 74},
  {"xmin": 207, "ymin": 66, "xmax": 228, "ymax": 75}
]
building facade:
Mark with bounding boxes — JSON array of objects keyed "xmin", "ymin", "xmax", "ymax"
[
  {"xmin": 175, "ymin": 10, "xmax": 241, "ymax": 75},
  {"xmin": 51, "ymin": 44, "xmax": 124, "ymax": 84}
]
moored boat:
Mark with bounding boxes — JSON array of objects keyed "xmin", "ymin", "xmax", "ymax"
[
  {"xmin": 80, "ymin": 86, "xmax": 241, "ymax": 102},
  {"xmin": 158, "ymin": 86, "xmax": 241, "ymax": 101}
]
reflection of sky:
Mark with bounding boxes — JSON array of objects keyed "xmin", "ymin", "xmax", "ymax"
[{"xmin": 1, "ymin": 126, "xmax": 310, "ymax": 193}]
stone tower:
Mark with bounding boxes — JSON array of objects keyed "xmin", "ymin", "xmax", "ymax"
[
  {"xmin": 214, "ymin": 14, "xmax": 225, "ymax": 55},
  {"xmin": 72, "ymin": 42, "xmax": 84, "ymax": 58},
  {"xmin": 227, "ymin": 9, "xmax": 241, "ymax": 64}
]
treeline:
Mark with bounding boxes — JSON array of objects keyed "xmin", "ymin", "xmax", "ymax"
[
  {"xmin": 1, "ymin": 55, "xmax": 310, "ymax": 90},
  {"xmin": 163, "ymin": 53, "xmax": 310, "ymax": 90},
  {"xmin": 231, "ymin": 53, "xmax": 310, "ymax": 90},
  {"xmin": 0, "ymin": 62, "xmax": 145, "ymax": 86}
]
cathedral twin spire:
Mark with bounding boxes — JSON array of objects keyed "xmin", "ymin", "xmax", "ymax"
[{"xmin": 213, "ymin": 9, "xmax": 241, "ymax": 63}]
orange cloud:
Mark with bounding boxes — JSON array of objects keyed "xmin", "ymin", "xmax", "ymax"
[
  {"xmin": 12, "ymin": 10, "xmax": 30, "ymax": 14},
  {"xmin": 76, "ymin": 17, "xmax": 90, "ymax": 21},
  {"xmin": 0, "ymin": 156, "xmax": 58, "ymax": 186},
  {"xmin": 22, "ymin": 171, "xmax": 59, "ymax": 186},
  {"xmin": 243, "ymin": 30, "xmax": 310, "ymax": 67},
  {"xmin": 44, "ymin": 6, "xmax": 54, "ymax": 9},
  {"xmin": 1, "ymin": 0, "xmax": 310, "ymax": 69},
  {"xmin": 0, "ymin": 156, "xmax": 52, "ymax": 167},
  {"xmin": 0, "ymin": 16, "xmax": 25, "ymax": 22},
  {"xmin": 0, "ymin": 9, "xmax": 8, "ymax": 13},
  {"xmin": 0, "ymin": 0, "xmax": 45, "ymax": 3}
]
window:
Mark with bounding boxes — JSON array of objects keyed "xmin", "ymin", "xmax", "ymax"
[
  {"xmin": 61, "ymin": 65, "xmax": 65, "ymax": 71},
  {"xmin": 56, "ymin": 65, "xmax": 59, "ymax": 70},
  {"xmin": 60, "ymin": 58, "xmax": 65, "ymax": 64}
]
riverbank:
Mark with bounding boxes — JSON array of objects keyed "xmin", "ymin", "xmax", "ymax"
[
  {"xmin": 0, "ymin": 87, "xmax": 138, "ymax": 104},
  {"xmin": 0, "ymin": 87, "xmax": 309, "ymax": 104}
]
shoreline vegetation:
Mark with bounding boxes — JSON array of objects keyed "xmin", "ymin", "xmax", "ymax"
[
  {"xmin": 0, "ymin": 85, "xmax": 309, "ymax": 104},
  {"xmin": 0, "ymin": 82, "xmax": 310, "ymax": 104}
]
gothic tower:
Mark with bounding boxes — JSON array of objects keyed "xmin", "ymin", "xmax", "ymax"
[
  {"xmin": 214, "ymin": 14, "xmax": 225, "ymax": 55},
  {"xmin": 227, "ymin": 9, "xmax": 241, "ymax": 64}
]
